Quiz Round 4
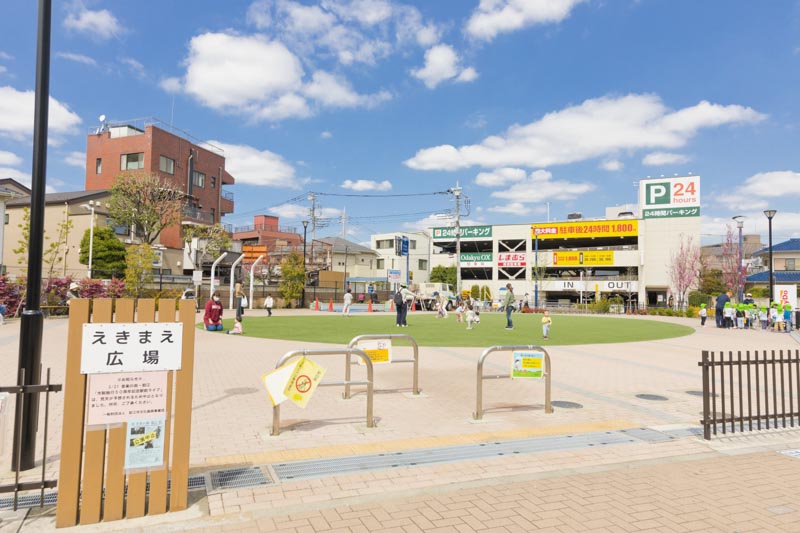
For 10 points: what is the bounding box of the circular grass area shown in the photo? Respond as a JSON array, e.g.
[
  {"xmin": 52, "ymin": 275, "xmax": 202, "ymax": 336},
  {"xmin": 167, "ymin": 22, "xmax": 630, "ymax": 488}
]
[{"xmin": 207, "ymin": 312, "xmax": 694, "ymax": 347}]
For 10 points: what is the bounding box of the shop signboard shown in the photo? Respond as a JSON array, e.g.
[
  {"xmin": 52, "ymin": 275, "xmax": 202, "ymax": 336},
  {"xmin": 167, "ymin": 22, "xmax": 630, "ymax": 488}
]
[
  {"xmin": 497, "ymin": 252, "xmax": 527, "ymax": 268},
  {"xmin": 552, "ymin": 250, "xmax": 614, "ymax": 266},
  {"xmin": 531, "ymin": 220, "xmax": 638, "ymax": 240},
  {"xmin": 775, "ymin": 285, "xmax": 797, "ymax": 310},
  {"xmin": 640, "ymin": 175, "xmax": 701, "ymax": 219},
  {"xmin": 432, "ymin": 225, "xmax": 493, "ymax": 240},
  {"xmin": 81, "ymin": 323, "xmax": 183, "ymax": 375},
  {"xmin": 460, "ymin": 252, "xmax": 493, "ymax": 267}
]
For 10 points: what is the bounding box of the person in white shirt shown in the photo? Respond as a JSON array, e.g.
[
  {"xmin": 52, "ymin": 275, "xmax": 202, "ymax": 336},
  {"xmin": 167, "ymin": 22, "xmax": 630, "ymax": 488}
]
[
  {"xmin": 343, "ymin": 289, "xmax": 353, "ymax": 317},
  {"xmin": 399, "ymin": 284, "xmax": 416, "ymax": 327},
  {"xmin": 265, "ymin": 295, "xmax": 274, "ymax": 317}
]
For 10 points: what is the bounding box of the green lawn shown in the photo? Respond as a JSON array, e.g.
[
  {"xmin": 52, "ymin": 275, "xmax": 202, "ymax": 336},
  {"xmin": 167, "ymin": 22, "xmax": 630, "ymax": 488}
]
[{"xmin": 205, "ymin": 312, "xmax": 694, "ymax": 347}]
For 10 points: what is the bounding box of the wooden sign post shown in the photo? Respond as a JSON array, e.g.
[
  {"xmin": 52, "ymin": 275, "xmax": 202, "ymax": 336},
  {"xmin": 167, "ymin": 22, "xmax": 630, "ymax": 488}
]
[{"xmin": 55, "ymin": 299, "xmax": 196, "ymax": 527}]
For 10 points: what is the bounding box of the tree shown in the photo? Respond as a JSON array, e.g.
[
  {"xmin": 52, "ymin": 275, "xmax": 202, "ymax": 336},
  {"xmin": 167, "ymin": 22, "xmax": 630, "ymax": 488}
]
[
  {"xmin": 668, "ymin": 234, "xmax": 701, "ymax": 310},
  {"xmin": 109, "ymin": 172, "xmax": 184, "ymax": 245},
  {"xmin": 183, "ymin": 223, "xmax": 232, "ymax": 265},
  {"xmin": 80, "ymin": 226, "xmax": 127, "ymax": 278},
  {"xmin": 125, "ymin": 244, "xmax": 157, "ymax": 298},
  {"xmin": 430, "ymin": 265, "xmax": 456, "ymax": 287},
  {"xmin": 720, "ymin": 225, "xmax": 745, "ymax": 300},
  {"xmin": 279, "ymin": 251, "xmax": 305, "ymax": 307},
  {"xmin": 44, "ymin": 205, "xmax": 73, "ymax": 280},
  {"xmin": 13, "ymin": 207, "xmax": 35, "ymax": 267}
]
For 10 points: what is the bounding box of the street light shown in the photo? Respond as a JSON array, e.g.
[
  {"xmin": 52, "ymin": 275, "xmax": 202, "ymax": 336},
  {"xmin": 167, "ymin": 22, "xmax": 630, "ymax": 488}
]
[
  {"xmin": 534, "ymin": 228, "xmax": 540, "ymax": 308},
  {"xmin": 301, "ymin": 220, "xmax": 309, "ymax": 309},
  {"xmin": 764, "ymin": 210, "xmax": 777, "ymax": 304},
  {"xmin": 80, "ymin": 200, "xmax": 101, "ymax": 278},
  {"xmin": 732, "ymin": 215, "xmax": 745, "ymax": 303}
]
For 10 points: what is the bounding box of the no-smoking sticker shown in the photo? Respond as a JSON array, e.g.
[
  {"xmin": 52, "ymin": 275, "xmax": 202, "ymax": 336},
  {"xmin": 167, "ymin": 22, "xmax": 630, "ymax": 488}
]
[{"xmin": 283, "ymin": 357, "xmax": 326, "ymax": 409}]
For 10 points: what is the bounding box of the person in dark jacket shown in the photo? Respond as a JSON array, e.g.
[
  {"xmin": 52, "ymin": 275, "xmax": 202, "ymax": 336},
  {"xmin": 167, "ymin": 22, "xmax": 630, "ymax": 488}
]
[
  {"xmin": 204, "ymin": 291, "xmax": 224, "ymax": 331},
  {"xmin": 715, "ymin": 291, "xmax": 731, "ymax": 328}
]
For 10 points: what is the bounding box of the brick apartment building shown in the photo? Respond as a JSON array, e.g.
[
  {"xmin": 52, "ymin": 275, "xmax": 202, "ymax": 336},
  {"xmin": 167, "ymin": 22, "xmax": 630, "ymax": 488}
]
[{"xmin": 84, "ymin": 118, "xmax": 235, "ymax": 257}]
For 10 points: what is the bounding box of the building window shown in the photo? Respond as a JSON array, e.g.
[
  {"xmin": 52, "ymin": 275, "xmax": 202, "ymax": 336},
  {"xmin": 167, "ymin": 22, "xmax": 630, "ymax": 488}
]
[
  {"xmin": 418, "ymin": 259, "xmax": 428, "ymax": 270},
  {"xmin": 211, "ymin": 175, "xmax": 217, "ymax": 188},
  {"xmin": 159, "ymin": 155, "xmax": 175, "ymax": 174},
  {"xmin": 377, "ymin": 259, "xmax": 385, "ymax": 269},
  {"xmin": 4, "ymin": 214, "xmax": 8, "ymax": 224},
  {"xmin": 95, "ymin": 158, "xmax": 102, "ymax": 174},
  {"xmin": 410, "ymin": 239, "xmax": 417, "ymax": 250},
  {"xmin": 786, "ymin": 259, "xmax": 796, "ymax": 270},
  {"xmin": 375, "ymin": 239, "xmax": 393, "ymax": 249},
  {"xmin": 120, "ymin": 152, "xmax": 144, "ymax": 170},
  {"xmin": 192, "ymin": 171, "xmax": 205, "ymax": 188},
  {"xmin": 210, "ymin": 208, "xmax": 216, "ymax": 221}
]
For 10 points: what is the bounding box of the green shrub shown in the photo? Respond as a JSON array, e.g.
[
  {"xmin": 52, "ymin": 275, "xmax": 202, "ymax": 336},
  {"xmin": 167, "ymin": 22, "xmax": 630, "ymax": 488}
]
[
  {"xmin": 688, "ymin": 291, "xmax": 711, "ymax": 307},
  {"xmin": 686, "ymin": 306, "xmax": 698, "ymax": 318},
  {"xmin": 589, "ymin": 298, "xmax": 611, "ymax": 314}
]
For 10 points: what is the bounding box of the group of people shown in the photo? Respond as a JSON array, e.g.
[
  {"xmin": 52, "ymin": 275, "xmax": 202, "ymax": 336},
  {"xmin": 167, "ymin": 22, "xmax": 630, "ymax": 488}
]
[
  {"xmin": 711, "ymin": 291, "xmax": 794, "ymax": 332},
  {"xmin": 203, "ymin": 283, "xmax": 275, "ymax": 334}
]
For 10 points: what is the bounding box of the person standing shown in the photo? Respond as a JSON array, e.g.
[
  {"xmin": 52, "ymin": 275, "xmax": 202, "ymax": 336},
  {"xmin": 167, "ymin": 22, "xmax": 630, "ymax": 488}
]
[
  {"xmin": 204, "ymin": 292, "xmax": 224, "ymax": 331},
  {"xmin": 714, "ymin": 291, "xmax": 730, "ymax": 328},
  {"xmin": 394, "ymin": 288, "xmax": 405, "ymax": 327},
  {"xmin": 265, "ymin": 294, "xmax": 274, "ymax": 317},
  {"xmin": 541, "ymin": 310, "xmax": 552, "ymax": 339},
  {"xmin": 699, "ymin": 304, "xmax": 707, "ymax": 327},
  {"xmin": 400, "ymin": 284, "xmax": 416, "ymax": 327},
  {"xmin": 343, "ymin": 288, "xmax": 353, "ymax": 317},
  {"xmin": 234, "ymin": 282, "xmax": 245, "ymax": 321},
  {"xmin": 503, "ymin": 283, "xmax": 515, "ymax": 330}
]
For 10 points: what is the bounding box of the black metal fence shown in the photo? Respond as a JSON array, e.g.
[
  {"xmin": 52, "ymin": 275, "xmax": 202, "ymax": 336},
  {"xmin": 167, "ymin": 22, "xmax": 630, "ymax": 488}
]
[{"xmin": 699, "ymin": 349, "xmax": 800, "ymax": 440}]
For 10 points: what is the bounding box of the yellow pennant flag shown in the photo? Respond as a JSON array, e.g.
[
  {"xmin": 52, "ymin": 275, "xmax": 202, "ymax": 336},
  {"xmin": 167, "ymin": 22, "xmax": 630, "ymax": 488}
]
[{"xmin": 283, "ymin": 357, "xmax": 326, "ymax": 409}]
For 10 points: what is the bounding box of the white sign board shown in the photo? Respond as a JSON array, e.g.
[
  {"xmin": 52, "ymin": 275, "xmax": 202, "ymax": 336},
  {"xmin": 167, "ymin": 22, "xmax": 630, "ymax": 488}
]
[
  {"xmin": 192, "ymin": 270, "xmax": 203, "ymax": 284},
  {"xmin": 774, "ymin": 285, "xmax": 797, "ymax": 310},
  {"xmin": 125, "ymin": 417, "xmax": 166, "ymax": 471},
  {"xmin": 87, "ymin": 371, "xmax": 168, "ymax": 426},
  {"xmin": 357, "ymin": 339, "xmax": 393, "ymax": 365},
  {"xmin": 640, "ymin": 175, "xmax": 701, "ymax": 219},
  {"xmin": 388, "ymin": 269, "xmax": 402, "ymax": 283},
  {"xmin": 81, "ymin": 322, "xmax": 183, "ymax": 374},
  {"xmin": 497, "ymin": 252, "xmax": 526, "ymax": 268}
]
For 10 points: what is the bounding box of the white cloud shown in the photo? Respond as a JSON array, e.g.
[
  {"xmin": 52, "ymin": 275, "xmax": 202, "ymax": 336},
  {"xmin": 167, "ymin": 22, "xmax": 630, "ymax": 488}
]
[
  {"xmin": 324, "ymin": 0, "xmax": 394, "ymax": 26},
  {"xmin": 122, "ymin": 57, "xmax": 146, "ymax": 78},
  {"xmin": 254, "ymin": 93, "xmax": 312, "ymax": 122},
  {"xmin": 64, "ymin": 5, "xmax": 123, "ymax": 41},
  {"xmin": 0, "ymin": 150, "xmax": 22, "ymax": 166},
  {"xmin": 210, "ymin": 140, "xmax": 298, "ymax": 188},
  {"xmin": 56, "ymin": 52, "xmax": 97, "ymax": 66},
  {"xmin": 717, "ymin": 171, "xmax": 800, "ymax": 211},
  {"xmin": 642, "ymin": 152, "xmax": 690, "ymax": 166},
  {"xmin": 0, "ymin": 66, "xmax": 6, "ymax": 75},
  {"xmin": 600, "ymin": 159, "xmax": 623, "ymax": 171},
  {"xmin": 0, "ymin": 86, "xmax": 82, "ymax": 140},
  {"xmin": 490, "ymin": 169, "xmax": 595, "ymax": 203},
  {"xmin": 475, "ymin": 167, "xmax": 526, "ymax": 187},
  {"xmin": 303, "ymin": 70, "xmax": 391, "ymax": 108},
  {"xmin": 269, "ymin": 203, "xmax": 341, "ymax": 220},
  {"xmin": 464, "ymin": 112, "xmax": 488, "ymax": 129},
  {"xmin": 411, "ymin": 44, "xmax": 478, "ymax": 89},
  {"xmin": 184, "ymin": 33, "xmax": 304, "ymax": 111},
  {"xmin": 405, "ymin": 94, "xmax": 765, "ymax": 171},
  {"xmin": 65, "ymin": 151, "xmax": 85, "ymax": 168},
  {"xmin": 247, "ymin": 0, "xmax": 273, "ymax": 29},
  {"xmin": 0, "ymin": 167, "xmax": 30, "ymax": 187},
  {"xmin": 402, "ymin": 213, "xmax": 483, "ymax": 232},
  {"xmin": 466, "ymin": 0, "xmax": 585, "ymax": 41},
  {"xmin": 487, "ymin": 202, "xmax": 527, "ymax": 214},
  {"xmin": 159, "ymin": 77, "xmax": 182, "ymax": 94},
  {"xmin": 0, "ymin": 52, "xmax": 12, "ymax": 60},
  {"xmin": 341, "ymin": 179, "xmax": 392, "ymax": 191},
  {"xmin": 320, "ymin": 131, "xmax": 333, "ymax": 139}
]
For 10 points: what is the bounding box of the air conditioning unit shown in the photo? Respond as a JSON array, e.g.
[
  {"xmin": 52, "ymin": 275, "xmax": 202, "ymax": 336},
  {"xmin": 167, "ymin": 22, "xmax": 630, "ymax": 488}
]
[{"xmin": 124, "ymin": 238, "xmax": 133, "ymax": 244}]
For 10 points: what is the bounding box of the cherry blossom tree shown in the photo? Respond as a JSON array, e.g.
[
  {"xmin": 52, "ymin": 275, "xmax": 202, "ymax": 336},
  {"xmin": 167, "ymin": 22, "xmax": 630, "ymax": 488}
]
[
  {"xmin": 668, "ymin": 234, "xmax": 701, "ymax": 310},
  {"xmin": 720, "ymin": 225, "xmax": 746, "ymax": 300}
]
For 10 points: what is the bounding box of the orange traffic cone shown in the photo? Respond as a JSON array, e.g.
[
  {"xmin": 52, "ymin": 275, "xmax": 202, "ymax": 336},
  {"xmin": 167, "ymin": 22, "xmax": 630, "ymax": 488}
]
[
  {"xmin": 328, "ymin": 298, "xmax": 334, "ymax": 312},
  {"xmin": 390, "ymin": 300, "xmax": 395, "ymax": 312},
  {"xmin": 314, "ymin": 298, "xmax": 320, "ymax": 311},
  {"xmin": 368, "ymin": 300, "xmax": 373, "ymax": 312}
]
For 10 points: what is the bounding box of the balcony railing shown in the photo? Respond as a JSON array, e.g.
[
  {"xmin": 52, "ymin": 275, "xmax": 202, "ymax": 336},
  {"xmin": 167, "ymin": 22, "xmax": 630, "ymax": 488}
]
[
  {"xmin": 221, "ymin": 190, "xmax": 234, "ymax": 201},
  {"xmin": 182, "ymin": 206, "xmax": 213, "ymax": 224},
  {"xmin": 233, "ymin": 223, "xmax": 298, "ymax": 234}
]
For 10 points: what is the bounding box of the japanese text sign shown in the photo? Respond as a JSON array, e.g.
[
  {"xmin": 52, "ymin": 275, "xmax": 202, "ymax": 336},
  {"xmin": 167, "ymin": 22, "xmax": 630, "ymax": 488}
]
[
  {"xmin": 497, "ymin": 252, "xmax": 527, "ymax": 268},
  {"xmin": 532, "ymin": 221, "xmax": 638, "ymax": 240},
  {"xmin": 124, "ymin": 418, "xmax": 166, "ymax": 470},
  {"xmin": 432, "ymin": 225, "xmax": 493, "ymax": 240},
  {"xmin": 87, "ymin": 371, "xmax": 168, "ymax": 426},
  {"xmin": 640, "ymin": 176, "xmax": 700, "ymax": 218},
  {"xmin": 511, "ymin": 351, "xmax": 544, "ymax": 379},
  {"xmin": 283, "ymin": 357, "xmax": 326, "ymax": 409},
  {"xmin": 81, "ymin": 322, "xmax": 183, "ymax": 374},
  {"xmin": 460, "ymin": 252, "xmax": 493, "ymax": 267},
  {"xmin": 552, "ymin": 251, "xmax": 614, "ymax": 266},
  {"xmin": 357, "ymin": 340, "xmax": 393, "ymax": 365}
]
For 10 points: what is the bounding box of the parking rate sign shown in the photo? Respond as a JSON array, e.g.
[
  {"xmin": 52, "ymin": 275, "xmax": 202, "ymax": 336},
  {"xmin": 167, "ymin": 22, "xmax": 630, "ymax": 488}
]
[{"xmin": 641, "ymin": 176, "xmax": 701, "ymax": 219}]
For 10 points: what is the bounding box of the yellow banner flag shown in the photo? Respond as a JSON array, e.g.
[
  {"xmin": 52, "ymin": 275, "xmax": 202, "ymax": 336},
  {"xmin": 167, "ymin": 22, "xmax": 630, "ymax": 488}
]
[{"xmin": 283, "ymin": 357, "xmax": 326, "ymax": 409}]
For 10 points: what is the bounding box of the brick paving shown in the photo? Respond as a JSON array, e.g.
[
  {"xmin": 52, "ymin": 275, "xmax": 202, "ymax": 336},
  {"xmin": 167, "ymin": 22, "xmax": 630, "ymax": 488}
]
[{"xmin": 2, "ymin": 310, "xmax": 800, "ymax": 531}]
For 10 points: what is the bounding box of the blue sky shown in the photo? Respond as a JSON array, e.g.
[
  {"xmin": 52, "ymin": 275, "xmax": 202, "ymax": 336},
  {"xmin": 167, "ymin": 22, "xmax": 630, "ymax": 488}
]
[{"xmin": 2, "ymin": 0, "xmax": 800, "ymax": 245}]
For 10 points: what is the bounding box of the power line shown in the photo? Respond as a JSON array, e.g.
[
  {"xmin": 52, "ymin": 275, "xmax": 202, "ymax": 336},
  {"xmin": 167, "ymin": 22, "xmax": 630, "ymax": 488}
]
[{"xmin": 311, "ymin": 190, "xmax": 450, "ymax": 198}]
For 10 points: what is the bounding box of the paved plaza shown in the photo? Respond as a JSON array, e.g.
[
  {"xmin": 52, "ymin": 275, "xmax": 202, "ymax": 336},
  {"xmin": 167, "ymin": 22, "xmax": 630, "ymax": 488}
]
[{"xmin": 2, "ymin": 309, "xmax": 800, "ymax": 531}]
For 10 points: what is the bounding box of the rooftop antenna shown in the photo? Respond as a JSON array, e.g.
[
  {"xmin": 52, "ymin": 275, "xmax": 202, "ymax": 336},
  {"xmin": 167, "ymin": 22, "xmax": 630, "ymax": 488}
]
[{"xmin": 96, "ymin": 114, "xmax": 107, "ymax": 134}]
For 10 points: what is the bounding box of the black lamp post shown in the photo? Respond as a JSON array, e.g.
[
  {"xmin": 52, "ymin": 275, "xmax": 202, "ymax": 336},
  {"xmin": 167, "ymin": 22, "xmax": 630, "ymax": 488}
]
[
  {"xmin": 301, "ymin": 220, "xmax": 309, "ymax": 309},
  {"xmin": 764, "ymin": 209, "xmax": 777, "ymax": 304},
  {"xmin": 732, "ymin": 215, "xmax": 745, "ymax": 303}
]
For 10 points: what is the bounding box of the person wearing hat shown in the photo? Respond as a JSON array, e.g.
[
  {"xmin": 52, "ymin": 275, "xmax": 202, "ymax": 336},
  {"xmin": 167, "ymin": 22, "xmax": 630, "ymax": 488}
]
[
  {"xmin": 66, "ymin": 282, "xmax": 80, "ymax": 305},
  {"xmin": 743, "ymin": 293, "xmax": 755, "ymax": 305},
  {"xmin": 398, "ymin": 284, "xmax": 416, "ymax": 327},
  {"xmin": 699, "ymin": 303, "xmax": 707, "ymax": 327}
]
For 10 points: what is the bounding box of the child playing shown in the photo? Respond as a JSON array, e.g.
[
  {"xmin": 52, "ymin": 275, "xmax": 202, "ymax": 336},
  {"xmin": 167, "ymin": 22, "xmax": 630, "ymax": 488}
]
[
  {"xmin": 699, "ymin": 304, "xmax": 707, "ymax": 327},
  {"xmin": 455, "ymin": 301, "xmax": 464, "ymax": 323},
  {"xmin": 784, "ymin": 304, "xmax": 793, "ymax": 332},
  {"xmin": 227, "ymin": 316, "xmax": 243, "ymax": 335},
  {"xmin": 759, "ymin": 306, "xmax": 768, "ymax": 330},
  {"xmin": 542, "ymin": 310, "xmax": 552, "ymax": 339},
  {"xmin": 465, "ymin": 304, "xmax": 476, "ymax": 330}
]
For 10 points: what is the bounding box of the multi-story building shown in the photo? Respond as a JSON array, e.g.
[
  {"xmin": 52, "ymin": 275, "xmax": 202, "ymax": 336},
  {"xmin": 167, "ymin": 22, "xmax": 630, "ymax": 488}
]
[
  {"xmin": 371, "ymin": 231, "xmax": 431, "ymax": 286},
  {"xmin": 84, "ymin": 117, "xmax": 235, "ymax": 270},
  {"xmin": 428, "ymin": 176, "xmax": 701, "ymax": 308}
]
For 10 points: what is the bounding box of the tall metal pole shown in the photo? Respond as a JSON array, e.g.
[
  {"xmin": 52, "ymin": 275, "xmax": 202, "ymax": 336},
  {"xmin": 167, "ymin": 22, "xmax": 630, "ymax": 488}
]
[
  {"xmin": 733, "ymin": 216, "xmax": 745, "ymax": 303},
  {"xmin": 534, "ymin": 230, "xmax": 539, "ymax": 308},
  {"xmin": 14, "ymin": 0, "xmax": 52, "ymax": 472},
  {"xmin": 764, "ymin": 210, "xmax": 777, "ymax": 304},
  {"xmin": 302, "ymin": 220, "xmax": 308, "ymax": 309},
  {"xmin": 452, "ymin": 184, "xmax": 462, "ymax": 295},
  {"xmin": 87, "ymin": 201, "xmax": 95, "ymax": 278}
]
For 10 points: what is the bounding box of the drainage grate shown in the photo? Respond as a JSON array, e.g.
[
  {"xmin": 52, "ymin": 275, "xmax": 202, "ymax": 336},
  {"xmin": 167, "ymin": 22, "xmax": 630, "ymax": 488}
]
[
  {"xmin": 208, "ymin": 466, "xmax": 271, "ymax": 492},
  {"xmin": 551, "ymin": 401, "xmax": 583, "ymax": 409},
  {"xmin": 272, "ymin": 430, "xmax": 641, "ymax": 481},
  {"xmin": 0, "ymin": 491, "xmax": 58, "ymax": 511},
  {"xmin": 636, "ymin": 394, "xmax": 669, "ymax": 401}
]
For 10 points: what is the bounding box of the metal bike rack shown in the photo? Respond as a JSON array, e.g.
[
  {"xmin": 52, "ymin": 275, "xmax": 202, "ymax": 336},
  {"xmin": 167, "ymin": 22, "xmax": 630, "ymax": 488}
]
[
  {"xmin": 345, "ymin": 334, "xmax": 420, "ymax": 399},
  {"xmin": 271, "ymin": 348, "xmax": 374, "ymax": 436},
  {"xmin": 474, "ymin": 345, "xmax": 553, "ymax": 420}
]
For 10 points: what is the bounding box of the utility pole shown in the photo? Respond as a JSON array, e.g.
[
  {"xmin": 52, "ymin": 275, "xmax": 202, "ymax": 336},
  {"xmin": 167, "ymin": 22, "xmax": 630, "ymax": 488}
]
[
  {"xmin": 341, "ymin": 206, "xmax": 346, "ymax": 239},
  {"xmin": 449, "ymin": 183, "xmax": 463, "ymax": 295},
  {"xmin": 308, "ymin": 192, "xmax": 317, "ymax": 242}
]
